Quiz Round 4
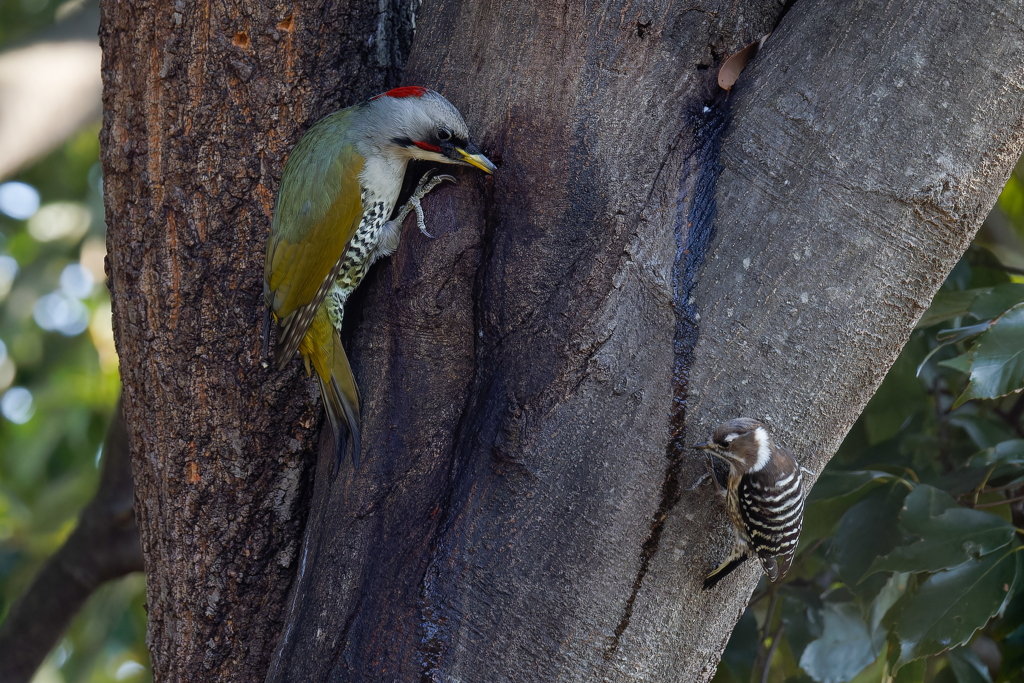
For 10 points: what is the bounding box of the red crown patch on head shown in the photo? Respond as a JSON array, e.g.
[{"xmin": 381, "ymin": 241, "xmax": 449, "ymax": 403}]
[{"xmin": 376, "ymin": 86, "xmax": 428, "ymax": 99}]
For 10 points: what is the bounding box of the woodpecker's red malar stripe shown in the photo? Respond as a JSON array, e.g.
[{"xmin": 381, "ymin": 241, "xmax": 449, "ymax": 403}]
[
  {"xmin": 413, "ymin": 140, "xmax": 442, "ymax": 153},
  {"xmin": 375, "ymin": 86, "xmax": 428, "ymax": 99}
]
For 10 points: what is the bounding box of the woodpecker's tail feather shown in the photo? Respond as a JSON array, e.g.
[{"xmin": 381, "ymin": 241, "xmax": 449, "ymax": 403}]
[
  {"xmin": 759, "ymin": 552, "xmax": 794, "ymax": 583},
  {"xmin": 319, "ymin": 330, "xmax": 361, "ymax": 473},
  {"xmin": 300, "ymin": 309, "xmax": 362, "ymax": 475},
  {"xmin": 761, "ymin": 556, "xmax": 780, "ymax": 582},
  {"xmin": 703, "ymin": 548, "xmax": 749, "ymax": 590}
]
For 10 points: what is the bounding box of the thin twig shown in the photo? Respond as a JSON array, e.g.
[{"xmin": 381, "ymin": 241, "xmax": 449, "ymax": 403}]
[
  {"xmin": 972, "ymin": 465, "xmax": 998, "ymax": 507},
  {"xmin": 759, "ymin": 622, "xmax": 785, "ymax": 683},
  {"xmin": 973, "ymin": 493, "xmax": 1024, "ymax": 509},
  {"xmin": 750, "ymin": 588, "xmax": 780, "ymax": 683},
  {"xmin": 962, "ymin": 479, "xmax": 1024, "ymax": 497}
]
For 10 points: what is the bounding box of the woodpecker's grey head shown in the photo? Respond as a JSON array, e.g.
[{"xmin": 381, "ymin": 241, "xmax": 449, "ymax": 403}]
[
  {"xmin": 694, "ymin": 417, "xmax": 774, "ymax": 474},
  {"xmin": 359, "ymin": 87, "xmax": 496, "ymax": 174}
]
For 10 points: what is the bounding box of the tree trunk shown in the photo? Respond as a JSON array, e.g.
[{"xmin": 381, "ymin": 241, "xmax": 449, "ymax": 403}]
[
  {"xmin": 99, "ymin": 0, "xmax": 1024, "ymax": 681},
  {"xmin": 99, "ymin": 0, "xmax": 415, "ymax": 678}
]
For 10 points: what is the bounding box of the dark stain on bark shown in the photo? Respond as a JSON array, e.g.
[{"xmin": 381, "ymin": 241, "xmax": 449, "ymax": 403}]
[{"xmin": 605, "ymin": 88, "xmax": 729, "ymax": 661}]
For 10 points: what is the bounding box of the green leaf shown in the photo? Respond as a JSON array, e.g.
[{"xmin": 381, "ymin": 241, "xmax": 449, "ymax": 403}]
[
  {"xmin": 938, "ymin": 351, "xmax": 973, "ymax": 374},
  {"xmin": 781, "ymin": 589, "xmax": 821, "ymax": 663},
  {"xmin": 916, "ymin": 322, "xmax": 992, "ymax": 377},
  {"xmin": 847, "ymin": 652, "xmax": 886, "ymax": 683},
  {"xmin": 947, "ymin": 647, "xmax": 993, "ymax": 683},
  {"xmin": 929, "ymin": 464, "xmax": 998, "ymax": 497},
  {"xmin": 869, "ymin": 572, "xmax": 910, "ymax": 643},
  {"xmin": 937, "ymin": 321, "xmax": 994, "ymax": 344},
  {"xmin": 799, "ymin": 603, "xmax": 880, "ymax": 683},
  {"xmin": 917, "ymin": 289, "xmax": 987, "ymax": 329},
  {"xmin": 892, "ymin": 659, "xmax": 926, "ymax": 683},
  {"xmin": 807, "ymin": 470, "xmax": 896, "ymax": 504},
  {"xmin": 862, "ymin": 351, "xmax": 929, "ymax": 444},
  {"xmin": 949, "ymin": 414, "xmax": 1020, "ymax": 450},
  {"xmin": 835, "ymin": 483, "xmax": 911, "ymax": 586},
  {"xmin": 866, "ymin": 485, "xmax": 1015, "ymax": 576},
  {"xmin": 801, "ymin": 471, "xmax": 901, "ymax": 548},
  {"xmin": 892, "ymin": 548, "xmax": 1020, "ymax": 664},
  {"xmin": 969, "ymin": 283, "xmax": 1024, "ymax": 320},
  {"xmin": 954, "ymin": 303, "xmax": 1024, "ymax": 407},
  {"xmin": 971, "ymin": 439, "xmax": 1024, "ymax": 466}
]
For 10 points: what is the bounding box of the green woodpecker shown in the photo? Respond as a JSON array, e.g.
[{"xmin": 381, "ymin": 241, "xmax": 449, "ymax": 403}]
[{"xmin": 264, "ymin": 86, "xmax": 495, "ymax": 471}]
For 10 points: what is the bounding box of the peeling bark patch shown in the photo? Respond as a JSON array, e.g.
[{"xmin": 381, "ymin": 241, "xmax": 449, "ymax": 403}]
[{"xmin": 605, "ymin": 96, "xmax": 728, "ymax": 660}]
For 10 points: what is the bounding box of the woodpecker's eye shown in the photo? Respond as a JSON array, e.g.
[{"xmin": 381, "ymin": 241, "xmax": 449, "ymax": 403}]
[{"xmin": 437, "ymin": 128, "xmax": 452, "ymax": 141}]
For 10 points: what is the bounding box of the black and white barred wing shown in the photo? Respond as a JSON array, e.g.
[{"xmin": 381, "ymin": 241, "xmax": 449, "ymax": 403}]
[{"xmin": 739, "ymin": 467, "xmax": 805, "ymax": 581}]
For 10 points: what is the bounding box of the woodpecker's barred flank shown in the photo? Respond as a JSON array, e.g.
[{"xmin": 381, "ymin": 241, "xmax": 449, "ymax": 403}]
[{"xmin": 694, "ymin": 418, "xmax": 805, "ymax": 588}]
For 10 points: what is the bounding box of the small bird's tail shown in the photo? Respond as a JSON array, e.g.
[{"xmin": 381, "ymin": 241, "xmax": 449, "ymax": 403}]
[
  {"xmin": 703, "ymin": 549, "xmax": 749, "ymax": 590},
  {"xmin": 300, "ymin": 308, "xmax": 361, "ymax": 474}
]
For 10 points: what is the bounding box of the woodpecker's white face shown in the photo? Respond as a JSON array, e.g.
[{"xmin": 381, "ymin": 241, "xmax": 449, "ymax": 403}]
[
  {"xmin": 357, "ymin": 87, "xmax": 496, "ymax": 174},
  {"xmin": 697, "ymin": 417, "xmax": 773, "ymax": 474}
]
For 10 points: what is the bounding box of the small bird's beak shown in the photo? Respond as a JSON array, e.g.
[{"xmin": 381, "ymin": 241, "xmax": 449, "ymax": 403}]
[
  {"xmin": 692, "ymin": 442, "xmax": 711, "ymax": 450},
  {"xmin": 455, "ymin": 143, "xmax": 497, "ymax": 174}
]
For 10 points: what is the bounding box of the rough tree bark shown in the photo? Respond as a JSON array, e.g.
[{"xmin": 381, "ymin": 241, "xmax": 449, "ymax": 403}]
[
  {"xmin": 99, "ymin": 0, "xmax": 416, "ymax": 678},
  {"xmin": 99, "ymin": 0, "xmax": 1024, "ymax": 682}
]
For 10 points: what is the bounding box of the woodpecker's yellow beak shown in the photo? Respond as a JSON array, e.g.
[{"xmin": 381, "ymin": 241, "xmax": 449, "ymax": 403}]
[
  {"xmin": 692, "ymin": 442, "xmax": 711, "ymax": 450},
  {"xmin": 456, "ymin": 146, "xmax": 497, "ymax": 174}
]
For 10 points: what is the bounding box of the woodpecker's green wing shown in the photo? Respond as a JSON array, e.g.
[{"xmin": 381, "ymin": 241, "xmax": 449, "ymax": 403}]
[{"xmin": 265, "ymin": 109, "xmax": 365, "ymax": 369}]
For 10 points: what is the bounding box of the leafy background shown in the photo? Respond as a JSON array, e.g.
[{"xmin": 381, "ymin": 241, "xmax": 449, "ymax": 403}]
[
  {"xmin": 0, "ymin": 1, "xmax": 145, "ymax": 681},
  {"xmin": 2, "ymin": 3, "xmax": 1024, "ymax": 683}
]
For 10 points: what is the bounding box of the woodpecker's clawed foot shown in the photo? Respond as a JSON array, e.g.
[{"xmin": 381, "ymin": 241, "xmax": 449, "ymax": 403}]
[
  {"xmin": 704, "ymin": 454, "xmax": 726, "ymax": 493},
  {"xmin": 393, "ymin": 172, "xmax": 457, "ymax": 239},
  {"xmin": 412, "ymin": 173, "xmax": 456, "ymax": 238},
  {"xmin": 685, "ymin": 472, "xmax": 710, "ymax": 491}
]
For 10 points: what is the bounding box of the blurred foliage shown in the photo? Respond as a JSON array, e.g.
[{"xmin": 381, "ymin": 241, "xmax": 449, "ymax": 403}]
[
  {"xmin": 0, "ymin": 0, "xmax": 87, "ymax": 47},
  {"xmin": 0, "ymin": 79, "xmax": 146, "ymax": 683},
  {"xmin": 713, "ymin": 161, "xmax": 1024, "ymax": 683}
]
